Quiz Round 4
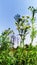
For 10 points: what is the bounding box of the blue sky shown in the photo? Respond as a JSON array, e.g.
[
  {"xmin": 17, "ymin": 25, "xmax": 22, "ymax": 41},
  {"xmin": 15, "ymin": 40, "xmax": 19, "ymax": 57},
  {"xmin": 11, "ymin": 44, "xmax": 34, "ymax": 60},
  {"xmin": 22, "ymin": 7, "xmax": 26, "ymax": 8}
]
[{"xmin": 0, "ymin": 0, "xmax": 37, "ymax": 35}]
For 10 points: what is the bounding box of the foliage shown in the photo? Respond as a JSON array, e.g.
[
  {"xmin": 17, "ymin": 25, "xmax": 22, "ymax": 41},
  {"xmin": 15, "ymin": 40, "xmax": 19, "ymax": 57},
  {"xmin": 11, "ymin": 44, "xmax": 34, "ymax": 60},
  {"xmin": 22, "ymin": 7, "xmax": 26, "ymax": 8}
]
[
  {"xmin": 12, "ymin": 46, "xmax": 37, "ymax": 65},
  {"xmin": 0, "ymin": 6, "xmax": 37, "ymax": 65},
  {"xmin": 28, "ymin": 6, "xmax": 37, "ymax": 44},
  {"xmin": 0, "ymin": 28, "xmax": 14, "ymax": 65},
  {"xmin": 14, "ymin": 14, "xmax": 30, "ymax": 47},
  {"xmin": 0, "ymin": 44, "xmax": 37, "ymax": 65},
  {"xmin": 0, "ymin": 28, "xmax": 14, "ymax": 50}
]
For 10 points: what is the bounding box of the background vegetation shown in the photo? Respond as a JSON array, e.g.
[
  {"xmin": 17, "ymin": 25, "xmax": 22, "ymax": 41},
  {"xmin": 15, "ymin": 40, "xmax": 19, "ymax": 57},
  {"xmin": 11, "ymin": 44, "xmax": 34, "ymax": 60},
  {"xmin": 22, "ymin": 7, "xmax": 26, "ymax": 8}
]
[{"xmin": 0, "ymin": 6, "xmax": 37, "ymax": 65}]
